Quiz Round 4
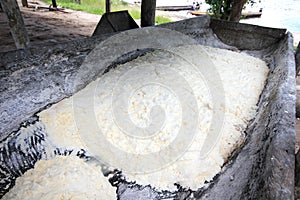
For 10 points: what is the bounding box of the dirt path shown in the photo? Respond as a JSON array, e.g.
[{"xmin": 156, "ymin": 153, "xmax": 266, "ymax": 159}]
[{"xmin": 0, "ymin": 0, "xmax": 100, "ymax": 52}]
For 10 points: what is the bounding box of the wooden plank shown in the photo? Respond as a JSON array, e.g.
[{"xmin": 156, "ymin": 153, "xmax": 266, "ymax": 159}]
[
  {"xmin": 156, "ymin": 5, "xmax": 192, "ymax": 11},
  {"xmin": 0, "ymin": 0, "xmax": 30, "ymax": 49},
  {"xmin": 141, "ymin": 0, "xmax": 156, "ymax": 27},
  {"xmin": 188, "ymin": 11, "xmax": 209, "ymax": 16},
  {"xmin": 106, "ymin": 0, "xmax": 111, "ymax": 13}
]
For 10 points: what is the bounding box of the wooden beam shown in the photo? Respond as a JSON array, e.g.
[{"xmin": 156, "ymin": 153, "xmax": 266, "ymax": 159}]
[
  {"xmin": 0, "ymin": 0, "xmax": 30, "ymax": 49},
  {"xmin": 106, "ymin": 0, "xmax": 111, "ymax": 13},
  {"xmin": 141, "ymin": 0, "xmax": 156, "ymax": 27}
]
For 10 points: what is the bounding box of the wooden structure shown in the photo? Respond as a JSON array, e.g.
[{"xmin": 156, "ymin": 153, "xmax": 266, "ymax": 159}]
[
  {"xmin": 0, "ymin": 16, "xmax": 295, "ymax": 200},
  {"xmin": 156, "ymin": 5, "xmax": 192, "ymax": 11},
  {"xmin": 93, "ymin": 10, "xmax": 139, "ymax": 35},
  {"xmin": 189, "ymin": 10, "xmax": 262, "ymax": 19},
  {"xmin": 141, "ymin": 0, "xmax": 156, "ymax": 27},
  {"xmin": 0, "ymin": 0, "xmax": 157, "ymax": 50},
  {"xmin": 241, "ymin": 11, "xmax": 263, "ymax": 19},
  {"xmin": 106, "ymin": 0, "xmax": 111, "ymax": 13},
  {"xmin": 52, "ymin": 0, "xmax": 57, "ymax": 8}
]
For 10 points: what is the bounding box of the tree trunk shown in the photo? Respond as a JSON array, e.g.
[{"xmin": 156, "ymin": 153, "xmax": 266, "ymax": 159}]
[
  {"xmin": 230, "ymin": 0, "xmax": 248, "ymax": 22},
  {"xmin": 222, "ymin": 0, "xmax": 233, "ymax": 20},
  {"xmin": 106, "ymin": 0, "xmax": 110, "ymax": 13},
  {"xmin": 141, "ymin": 0, "xmax": 156, "ymax": 27},
  {"xmin": 52, "ymin": 0, "xmax": 57, "ymax": 8},
  {"xmin": 0, "ymin": 0, "xmax": 30, "ymax": 49}
]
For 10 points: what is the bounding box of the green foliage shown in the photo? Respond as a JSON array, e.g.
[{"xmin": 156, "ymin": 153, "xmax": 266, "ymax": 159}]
[
  {"xmin": 247, "ymin": 0, "xmax": 257, "ymax": 7},
  {"xmin": 44, "ymin": 0, "xmax": 105, "ymax": 14},
  {"xmin": 42, "ymin": 0, "xmax": 172, "ymax": 24},
  {"xmin": 205, "ymin": 0, "xmax": 257, "ymax": 21},
  {"xmin": 155, "ymin": 16, "xmax": 172, "ymax": 24},
  {"xmin": 44, "ymin": 0, "xmax": 132, "ymax": 15},
  {"xmin": 111, "ymin": 0, "xmax": 128, "ymax": 6},
  {"xmin": 205, "ymin": 0, "xmax": 233, "ymax": 20},
  {"xmin": 127, "ymin": 9, "xmax": 140, "ymax": 19}
]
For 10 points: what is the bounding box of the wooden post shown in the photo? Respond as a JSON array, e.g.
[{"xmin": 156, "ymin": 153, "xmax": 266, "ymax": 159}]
[
  {"xmin": 106, "ymin": 0, "xmax": 110, "ymax": 13},
  {"xmin": 52, "ymin": 0, "xmax": 57, "ymax": 8},
  {"xmin": 21, "ymin": 0, "xmax": 28, "ymax": 7},
  {"xmin": 141, "ymin": 0, "xmax": 156, "ymax": 27},
  {"xmin": 0, "ymin": 0, "xmax": 30, "ymax": 49},
  {"xmin": 296, "ymin": 42, "xmax": 300, "ymax": 76}
]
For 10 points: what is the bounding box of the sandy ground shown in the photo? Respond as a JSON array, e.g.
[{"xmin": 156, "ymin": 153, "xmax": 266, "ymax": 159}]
[
  {"xmin": 0, "ymin": 0, "xmax": 299, "ymax": 151},
  {"xmin": 0, "ymin": 0, "xmax": 100, "ymax": 52},
  {"xmin": 0, "ymin": 0, "xmax": 299, "ymax": 51},
  {"xmin": 294, "ymin": 33, "xmax": 300, "ymax": 47}
]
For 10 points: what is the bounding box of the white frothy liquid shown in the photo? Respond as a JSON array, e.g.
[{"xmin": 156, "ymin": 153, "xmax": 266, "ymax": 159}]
[{"xmin": 4, "ymin": 44, "xmax": 269, "ymax": 199}]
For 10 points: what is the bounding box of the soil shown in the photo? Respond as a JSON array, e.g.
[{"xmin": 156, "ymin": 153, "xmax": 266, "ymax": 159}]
[{"xmin": 0, "ymin": 0, "xmax": 100, "ymax": 52}]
